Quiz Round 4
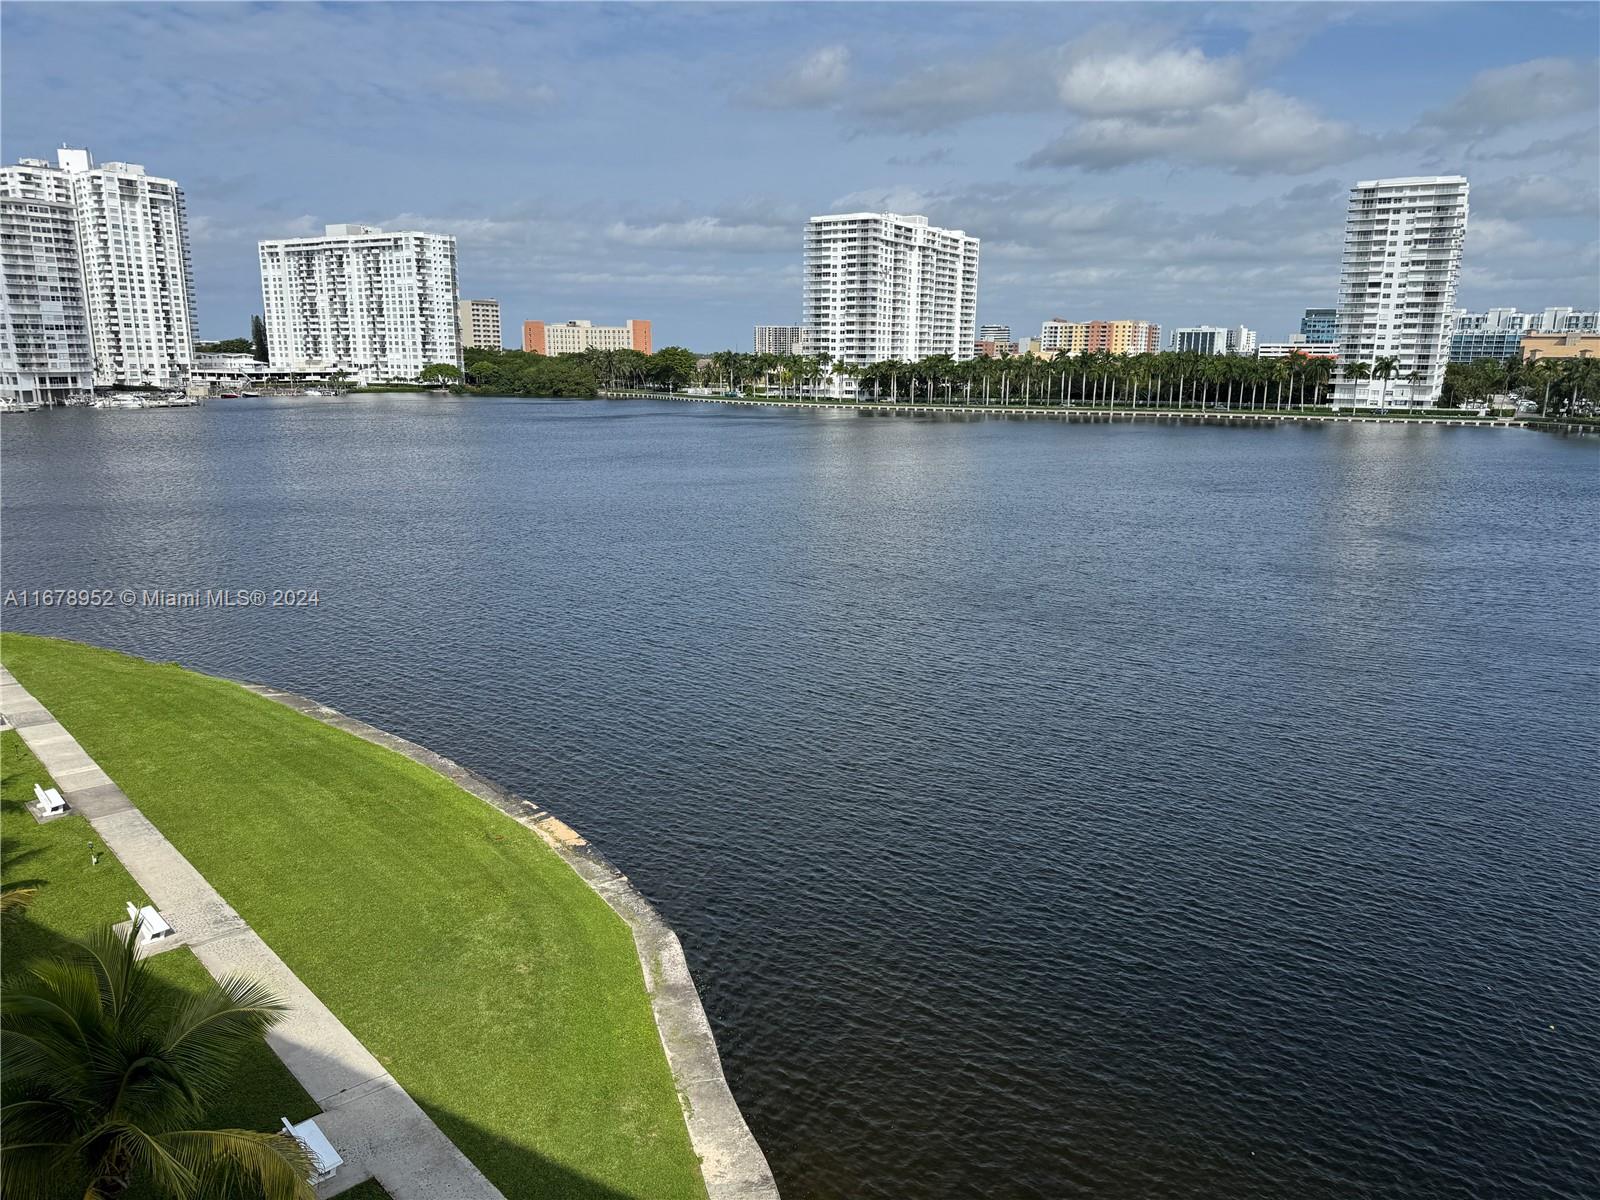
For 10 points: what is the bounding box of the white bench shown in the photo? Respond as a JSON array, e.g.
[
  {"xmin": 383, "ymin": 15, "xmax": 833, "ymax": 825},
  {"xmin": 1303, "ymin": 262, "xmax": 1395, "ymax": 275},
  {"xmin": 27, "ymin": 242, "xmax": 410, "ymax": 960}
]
[
  {"xmin": 32, "ymin": 782, "xmax": 67, "ymax": 814},
  {"xmin": 125, "ymin": 901, "xmax": 174, "ymax": 942},
  {"xmin": 282, "ymin": 1116, "xmax": 343, "ymax": 1183}
]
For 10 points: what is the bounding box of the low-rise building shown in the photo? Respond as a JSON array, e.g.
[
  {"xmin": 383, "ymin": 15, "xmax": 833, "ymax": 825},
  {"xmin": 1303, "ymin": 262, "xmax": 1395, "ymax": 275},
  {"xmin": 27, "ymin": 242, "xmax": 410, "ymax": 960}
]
[
  {"xmin": 523, "ymin": 318, "xmax": 652, "ymax": 356},
  {"xmin": 1449, "ymin": 328, "xmax": 1525, "ymax": 363},
  {"xmin": 1521, "ymin": 332, "xmax": 1600, "ymax": 361},
  {"xmin": 974, "ymin": 338, "xmax": 1019, "ymax": 359}
]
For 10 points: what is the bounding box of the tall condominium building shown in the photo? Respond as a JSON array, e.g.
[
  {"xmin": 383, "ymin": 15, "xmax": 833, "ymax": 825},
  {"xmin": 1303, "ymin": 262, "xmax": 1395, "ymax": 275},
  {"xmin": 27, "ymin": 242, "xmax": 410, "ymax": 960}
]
[
  {"xmin": 1040, "ymin": 319, "xmax": 1161, "ymax": 356},
  {"xmin": 753, "ymin": 324, "xmax": 806, "ymax": 356},
  {"xmin": 1452, "ymin": 306, "xmax": 1598, "ymax": 334},
  {"xmin": 1300, "ymin": 308, "xmax": 1338, "ymax": 342},
  {"xmin": 1, "ymin": 148, "xmax": 196, "ymax": 394},
  {"xmin": 0, "ymin": 158, "xmax": 94, "ymax": 402},
  {"xmin": 457, "ymin": 298, "xmax": 501, "ymax": 350},
  {"xmin": 259, "ymin": 224, "xmax": 461, "ymax": 384},
  {"xmin": 1335, "ymin": 176, "xmax": 1468, "ymax": 406},
  {"xmin": 803, "ymin": 212, "xmax": 979, "ymax": 391},
  {"xmin": 523, "ymin": 318, "xmax": 651, "ymax": 356}
]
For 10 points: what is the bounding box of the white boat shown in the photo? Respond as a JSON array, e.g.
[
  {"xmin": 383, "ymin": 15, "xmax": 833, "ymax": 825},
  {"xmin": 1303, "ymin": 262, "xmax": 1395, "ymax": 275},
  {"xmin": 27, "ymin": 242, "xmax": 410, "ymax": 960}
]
[
  {"xmin": 304, "ymin": 389, "xmax": 325, "ymax": 396},
  {"xmin": 0, "ymin": 398, "xmax": 43, "ymax": 413}
]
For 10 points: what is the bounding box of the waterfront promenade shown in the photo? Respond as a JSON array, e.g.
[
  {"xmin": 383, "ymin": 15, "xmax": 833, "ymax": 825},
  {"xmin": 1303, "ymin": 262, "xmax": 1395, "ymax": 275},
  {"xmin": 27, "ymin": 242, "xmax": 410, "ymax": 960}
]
[{"xmin": 0, "ymin": 663, "xmax": 505, "ymax": 1200}]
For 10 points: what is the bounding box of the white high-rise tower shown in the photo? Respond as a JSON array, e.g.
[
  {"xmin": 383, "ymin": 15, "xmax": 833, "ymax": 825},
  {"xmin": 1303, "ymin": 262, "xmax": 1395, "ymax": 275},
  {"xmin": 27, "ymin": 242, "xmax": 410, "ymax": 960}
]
[
  {"xmin": 258, "ymin": 224, "xmax": 461, "ymax": 384},
  {"xmin": 0, "ymin": 159, "xmax": 94, "ymax": 403},
  {"xmin": 803, "ymin": 212, "xmax": 979, "ymax": 394},
  {"xmin": 1335, "ymin": 176, "xmax": 1468, "ymax": 407}
]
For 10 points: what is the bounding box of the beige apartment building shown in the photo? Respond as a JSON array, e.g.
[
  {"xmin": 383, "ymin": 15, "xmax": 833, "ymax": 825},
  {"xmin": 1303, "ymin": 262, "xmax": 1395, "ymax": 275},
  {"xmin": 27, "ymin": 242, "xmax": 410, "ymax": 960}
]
[
  {"xmin": 457, "ymin": 299, "xmax": 501, "ymax": 350},
  {"xmin": 1039, "ymin": 319, "xmax": 1161, "ymax": 356},
  {"xmin": 522, "ymin": 318, "xmax": 651, "ymax": 356},
  {"xmin": 1521, "ymin": 332, "xmax": 1599, "ymax": 361}
]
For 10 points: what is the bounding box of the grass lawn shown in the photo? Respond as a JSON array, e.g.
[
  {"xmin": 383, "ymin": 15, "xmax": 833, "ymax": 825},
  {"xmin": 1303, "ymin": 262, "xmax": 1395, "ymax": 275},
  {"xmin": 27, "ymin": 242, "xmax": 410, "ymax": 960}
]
[
  {"xmin": 1, "ymin": 634, "xmax": 706, "ymax": 1200},
  {"xmin": 1, "ymin": 730, "xmax": 319, "ymax": 1197}
]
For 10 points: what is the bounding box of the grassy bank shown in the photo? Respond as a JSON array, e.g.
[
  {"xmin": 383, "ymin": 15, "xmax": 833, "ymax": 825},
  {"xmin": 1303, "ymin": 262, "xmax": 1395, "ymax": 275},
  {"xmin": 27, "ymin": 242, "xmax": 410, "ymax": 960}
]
[
  {"xmin": 0, "ymin": 730, "xmax": 323, "ymax": 1196},
  {"xmin": 0, "ymin": 634, "xmax": 706, "ymax": 1200}
]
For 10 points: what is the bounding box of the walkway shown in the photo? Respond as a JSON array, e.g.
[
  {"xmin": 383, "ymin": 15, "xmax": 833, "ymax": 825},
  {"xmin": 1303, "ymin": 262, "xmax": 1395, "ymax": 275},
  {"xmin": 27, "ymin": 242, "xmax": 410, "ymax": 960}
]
[{"xmin": 0, "ymin": 666, "xmax": 506, "ymax": 1200}]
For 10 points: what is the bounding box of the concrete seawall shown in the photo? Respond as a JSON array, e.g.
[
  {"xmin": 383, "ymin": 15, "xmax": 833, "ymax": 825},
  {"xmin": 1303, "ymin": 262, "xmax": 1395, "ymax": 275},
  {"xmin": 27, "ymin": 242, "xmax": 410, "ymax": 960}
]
[
  {"xmin": 598, "ymin": 389, "xmax": 1553, "ymax": 429},
  {"xmin": 238, "ymin": 680, "xmax": 779, "ymax": 1200}
]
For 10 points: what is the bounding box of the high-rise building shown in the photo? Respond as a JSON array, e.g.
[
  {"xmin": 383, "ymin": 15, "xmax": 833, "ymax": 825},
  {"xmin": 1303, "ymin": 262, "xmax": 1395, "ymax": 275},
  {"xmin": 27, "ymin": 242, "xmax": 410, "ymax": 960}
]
[
  {"xmin": 0, "ymin": 158, "xmax": 94, "ymax": 403},
  {"xmin": 1300, "ymin": 308, "xmax": 1338, "ymax": 342},
  {"xmin": 754, "ymin": 324, "xmax": 806, "ymax": 356},
  {"xmin": 457, "ymin": 299, "xmax": 501, "ymax": 350},
  {"xmin": 1227, "ymin": 326, "xmax": 1257, "ymax": 356},
  {"xmin": 259, "ymin": 224, "xmax": 461, "ymax": 384},
  {"xmin": 1042, "ymin": 319, "xmax": 1160, "ymax": 356},
  {"xmin": 802, "ymin": 212, "xmax": 979, "ymax": 392},
  {"xmin": 978, "ymin": 323, "xmax": 1011, "ymax": 344},
  {"xmin": 522, "ymin": 318, "xmax": 651, "ymax": 356},
  {"xmin": 1334, "ymin": 176, "xmax": 1468, "ymax": 406},
  {"xmin": 1, "ymin": 148, "xmax": 197, "ymax": 393}
]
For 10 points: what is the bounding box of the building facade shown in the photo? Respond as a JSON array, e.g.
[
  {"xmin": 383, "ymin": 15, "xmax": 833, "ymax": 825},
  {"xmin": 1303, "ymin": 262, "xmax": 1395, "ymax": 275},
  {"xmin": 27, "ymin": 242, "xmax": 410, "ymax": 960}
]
[
  {"xmin": 523, "ymin": 319, "xmax": 651, "ymax": 356},
  {"xmin": 974, "ymin": 338, "xmax": 1019, "ymax": 359},
  {"xmin": 978, "ymin": 323, "xmax": 1011, "ymax": 344},
  {"xmin": 1227, "ymin": 325, "xmax": 1257, "ymax": 356},
  {"xmin": 802, "ymin": 212, "xmax": 979, "ymax": 390},
  {"xmin": 1521, "ymin": 332, "xmax": 1600, "ymax": 361},
  {"xmin": 1171, "ymin": 326, "xmax": 1228, "ymax": 354},
  {"xmin": 1334, "ymin": 175, "xmax": 1468, "ymax": 406},
  {"xmin": 259, "ymin": 224, "xmax": 461, "ymax": 384},
  {"xmin": 753, "ymin": 324, "xmax": 806, "ymax": 356},
  {"xmin": 1449, "ymin": 328, "xmax": 1525, "ymax": 363},
  {"xmin": 0, "ymin": 157, "xmax": 94, "ymax": 402},
  {"xmin": 1452, "ymin": 307, "xmax": 1598, "ymax": 334},
  {"xmin": 1258, "ymin": 337, "xmax": 1337, "ymax": 360},
  {"xmin": 457, "ymin": 298, "xmax": 501, "ymax": 350},
  {"xmin": 1042, "ymin": 319, "xmax": 1161, "ymax": 356},
  {"xmin": 1300, "ymin": 308, "xmax": 1338, "ymax": 342}
]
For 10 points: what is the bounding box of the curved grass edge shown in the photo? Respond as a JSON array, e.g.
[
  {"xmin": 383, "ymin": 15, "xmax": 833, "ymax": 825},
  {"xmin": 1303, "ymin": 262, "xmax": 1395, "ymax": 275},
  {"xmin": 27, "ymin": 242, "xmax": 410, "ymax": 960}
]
[{"xmin": 223, "ymin": 683, "xmax": 779, "ymax": 1200}]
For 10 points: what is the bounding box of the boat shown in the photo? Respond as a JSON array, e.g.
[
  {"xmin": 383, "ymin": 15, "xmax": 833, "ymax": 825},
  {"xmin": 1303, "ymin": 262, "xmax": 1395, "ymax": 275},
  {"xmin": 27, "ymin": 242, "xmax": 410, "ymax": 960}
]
[
  {"xmin": 304, "ymin": 389, "xmax": 326, "ymax": 396},
  {"xmin": 241, "ymin": 390, "xmax": 261, "ymax": 397},
  {"xmin": 218, "ymin": 392, "xmax": 241, "ymax": 399},
  {"xmin": 0, "ymin": 398, "xmax": 43, "ymax": 413}
]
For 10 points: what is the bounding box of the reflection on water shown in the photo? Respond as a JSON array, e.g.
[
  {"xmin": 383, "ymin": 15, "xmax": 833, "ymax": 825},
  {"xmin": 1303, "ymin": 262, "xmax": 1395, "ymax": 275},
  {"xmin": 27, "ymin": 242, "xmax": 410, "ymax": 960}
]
[{"xmin": 4, "ymin": 397, "xmax": 1598, "ymax": 1199}]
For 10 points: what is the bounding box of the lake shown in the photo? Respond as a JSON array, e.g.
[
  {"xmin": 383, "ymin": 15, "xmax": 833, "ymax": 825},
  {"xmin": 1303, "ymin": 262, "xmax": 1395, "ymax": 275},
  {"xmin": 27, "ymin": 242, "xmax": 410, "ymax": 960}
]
[{"xmin": 3, "ymin": 396, "xmax": 1597, "ymax": 1199}]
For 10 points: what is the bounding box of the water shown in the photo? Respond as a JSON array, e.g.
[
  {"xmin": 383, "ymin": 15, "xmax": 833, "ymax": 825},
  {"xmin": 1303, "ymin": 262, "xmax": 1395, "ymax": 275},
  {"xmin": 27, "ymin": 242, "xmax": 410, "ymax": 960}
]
[{"xmin": 4, "ymin": 396, "xmax": 1597, "ymax": 1199}]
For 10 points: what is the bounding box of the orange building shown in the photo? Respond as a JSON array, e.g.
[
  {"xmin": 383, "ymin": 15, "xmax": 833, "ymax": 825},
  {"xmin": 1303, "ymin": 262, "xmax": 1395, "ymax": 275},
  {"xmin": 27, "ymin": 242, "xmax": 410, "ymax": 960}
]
[
  {"xmin": 522, "ymin": 319, "xmax": 651, "ymax": 356},
  {"xmin": 1521, "ymin": 332, "xmax": 1599, "ymax": 361}
]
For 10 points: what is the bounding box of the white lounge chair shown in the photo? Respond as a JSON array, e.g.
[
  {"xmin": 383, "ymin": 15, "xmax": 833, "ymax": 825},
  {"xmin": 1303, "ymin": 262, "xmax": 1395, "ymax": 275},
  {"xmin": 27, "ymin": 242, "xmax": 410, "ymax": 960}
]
[
  {"xmin": 125, "ymin": 901, "xmax": 174, "ymax": 942},
  {"xmin": 282, "ymin": 1116, "xmax": 343, "ymax": 1183},
  {"xmin": 32, "ymin": 783, "xmax": 67, "ymax": 814}
]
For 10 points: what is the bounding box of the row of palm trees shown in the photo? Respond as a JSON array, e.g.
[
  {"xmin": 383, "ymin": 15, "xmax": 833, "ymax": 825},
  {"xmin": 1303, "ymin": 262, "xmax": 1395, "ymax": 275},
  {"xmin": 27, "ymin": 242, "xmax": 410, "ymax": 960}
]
[{"xmin": 682, "ymin": 349, "xmax": 1596, "ymax": 417}]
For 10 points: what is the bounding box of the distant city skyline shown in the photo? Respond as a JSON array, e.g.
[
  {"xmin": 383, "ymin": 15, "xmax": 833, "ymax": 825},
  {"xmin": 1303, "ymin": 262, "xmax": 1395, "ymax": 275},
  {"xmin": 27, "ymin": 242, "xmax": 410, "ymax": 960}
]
[{"xmin": 2, "ymin": 2, "xmax": 1595, "ymax": 349}]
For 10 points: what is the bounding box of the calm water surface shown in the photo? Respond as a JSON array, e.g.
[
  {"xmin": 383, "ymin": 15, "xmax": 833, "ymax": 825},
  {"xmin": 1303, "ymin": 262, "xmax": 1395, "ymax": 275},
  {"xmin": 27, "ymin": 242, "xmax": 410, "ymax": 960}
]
[{"xmin": 4, "ymin": 397, "xmax": 1597, "ymax": 1199}]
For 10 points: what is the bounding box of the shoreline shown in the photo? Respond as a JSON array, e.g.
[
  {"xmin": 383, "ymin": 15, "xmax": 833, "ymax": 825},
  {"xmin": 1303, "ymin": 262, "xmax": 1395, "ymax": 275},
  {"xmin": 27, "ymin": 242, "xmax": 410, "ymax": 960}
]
[
  {"xmin": 236, "ymin": 679, "xmax": 780, "ymax": 1200},
  {"xmin": 599, "ymin": 389, "xmax": 1598, "ymax": 433}
]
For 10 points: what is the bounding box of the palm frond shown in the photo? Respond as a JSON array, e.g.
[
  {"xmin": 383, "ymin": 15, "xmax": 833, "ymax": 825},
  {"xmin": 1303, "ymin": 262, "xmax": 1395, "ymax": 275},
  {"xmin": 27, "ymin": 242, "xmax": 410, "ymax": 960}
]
[
  {"xmin": 108, "ymin": 1121, "xmax": 200, "ymax": 1198},
  {"xmin": 162, "ymin": 1127, "xmax": 317, "ymax": 1200},
  {"xmin": 0, "ymin": 1101, "xmax": 83, "ymax": 1199},
  {"xmin": 1, "ymin": 882, "xmax": 39, "ymax": 918},
  {"xmin": 161, "ymin": 973, "xmax": 290, "ymax": 1096}
]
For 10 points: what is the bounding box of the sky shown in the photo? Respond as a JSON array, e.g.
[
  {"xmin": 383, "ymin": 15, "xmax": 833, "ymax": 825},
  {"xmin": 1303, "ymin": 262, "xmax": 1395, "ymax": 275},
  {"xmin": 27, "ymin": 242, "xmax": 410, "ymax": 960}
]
[{"xmin": 3, "ymin": 2, "xmax": 1597, "ymax": 350}]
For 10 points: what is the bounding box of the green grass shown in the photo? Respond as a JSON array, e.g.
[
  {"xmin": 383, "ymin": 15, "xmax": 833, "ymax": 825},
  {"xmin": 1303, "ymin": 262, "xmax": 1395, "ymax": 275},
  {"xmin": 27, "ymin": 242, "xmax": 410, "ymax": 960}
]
[
  {"xmin": 1, "ymin": 730, "xmax": 318, "ymax": 1195},
  {"xmin": 1, "ymin": 634, "xmax": 705, "ymax": 1200}
]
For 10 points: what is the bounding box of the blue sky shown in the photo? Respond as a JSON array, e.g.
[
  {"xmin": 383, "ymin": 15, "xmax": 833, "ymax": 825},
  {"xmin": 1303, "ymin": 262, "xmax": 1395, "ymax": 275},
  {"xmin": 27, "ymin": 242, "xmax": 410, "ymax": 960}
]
[{"xmin": 4, "ymin": 2, "xmax": 1596, "ymax": 349}]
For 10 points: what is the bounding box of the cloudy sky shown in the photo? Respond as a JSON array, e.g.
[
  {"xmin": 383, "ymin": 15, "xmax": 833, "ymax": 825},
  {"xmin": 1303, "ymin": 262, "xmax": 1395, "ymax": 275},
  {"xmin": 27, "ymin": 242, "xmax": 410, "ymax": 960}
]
[{"xmin": 4, "ymin": 2, "xmax": 1596, "ymax": 349}]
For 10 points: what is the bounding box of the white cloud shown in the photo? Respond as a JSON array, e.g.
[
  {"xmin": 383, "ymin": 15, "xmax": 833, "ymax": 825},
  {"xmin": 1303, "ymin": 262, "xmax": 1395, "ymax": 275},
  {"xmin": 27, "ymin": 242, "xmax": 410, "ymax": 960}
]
[
  {"xmin": 1417, "ymin": 57, "xmax": 1599, "ymax": 136},
  {"xmin": 605, "ymin": 217, "xmax": 790, "ymax": 252},
  {"xmin": 1026, "ymin": 90, "xmax": 1364, "ymax": 175},
  {"xmin": 1055, "ymin": 46, "xmax": 1244, "ymax": 115},
  {"xmin": 745, "ymin": 45, "xmax": 850, "ymax": 109}
]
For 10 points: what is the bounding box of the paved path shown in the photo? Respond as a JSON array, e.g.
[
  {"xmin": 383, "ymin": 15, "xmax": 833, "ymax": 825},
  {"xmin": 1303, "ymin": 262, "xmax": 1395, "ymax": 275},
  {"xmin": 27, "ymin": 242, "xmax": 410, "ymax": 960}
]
[{"xmin": 0, "ymin": 666, "xmax": 506, "ymax": 1200}]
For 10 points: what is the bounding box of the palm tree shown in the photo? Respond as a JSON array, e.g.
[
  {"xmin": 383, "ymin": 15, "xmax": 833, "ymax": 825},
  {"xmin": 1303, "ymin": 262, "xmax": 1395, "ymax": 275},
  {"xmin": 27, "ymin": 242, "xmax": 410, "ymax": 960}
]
[
  {"xmin": 1339, "ymin": 360, "xmax": 1372, "ymax": 410},
  {"xmin": 1371, "ymin": 356, "xmax": 1399, "ymax": 411},
  {"xmin": 2, "ymin": 921, "xmax": 316, "ymax": 1200}
]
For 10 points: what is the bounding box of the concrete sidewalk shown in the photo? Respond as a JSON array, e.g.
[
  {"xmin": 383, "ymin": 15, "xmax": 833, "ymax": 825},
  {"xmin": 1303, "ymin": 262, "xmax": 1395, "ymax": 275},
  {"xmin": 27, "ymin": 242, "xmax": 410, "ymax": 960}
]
[{"xmin": 0, "ymin": 666, "xmax": 505, "ymax": 1200}]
